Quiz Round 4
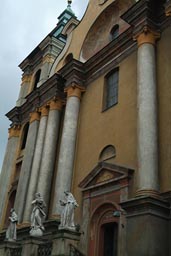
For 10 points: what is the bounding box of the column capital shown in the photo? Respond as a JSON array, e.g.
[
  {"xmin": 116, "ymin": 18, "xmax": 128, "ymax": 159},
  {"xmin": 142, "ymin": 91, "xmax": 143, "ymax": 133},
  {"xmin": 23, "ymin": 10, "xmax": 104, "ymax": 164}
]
[
  {"xmin": 29, "ymin": 110, "xmax": 40, "ymax": 123},
  {"xmin": 8, "ymin": 125, "xmax": 21, "ymax": 138},
  {"xmin": 21, "ymin": 74, "xmax": 32, "ymax": 86},
  {"xmin": 134, "ymin": 26, "xmax": 160, "ymax": 47},
  {"xmin": 165, "ymin": 0, "xmax": 171, "ymax": 16},
  {"xmin": 39, "ymin": 105, "xmax": 49, "ymax": 117},
  {"xmin": 42, "ymin": 54, "xmax": 55, "ymax": 64},
  {"xmin": 48, "ymin": 99, "xmax": 63, "ymax": 111},
  {"xmin": 64, "ymin": 84, "xmax": 85, "ymax": 99}
]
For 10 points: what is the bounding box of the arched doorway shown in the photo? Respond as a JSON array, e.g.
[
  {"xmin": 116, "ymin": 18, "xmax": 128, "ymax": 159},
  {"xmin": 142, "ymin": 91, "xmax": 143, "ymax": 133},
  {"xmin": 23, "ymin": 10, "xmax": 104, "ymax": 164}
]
[{"xmin": 89, "ymin": 203, "xmax": 119, "ymax": 256}]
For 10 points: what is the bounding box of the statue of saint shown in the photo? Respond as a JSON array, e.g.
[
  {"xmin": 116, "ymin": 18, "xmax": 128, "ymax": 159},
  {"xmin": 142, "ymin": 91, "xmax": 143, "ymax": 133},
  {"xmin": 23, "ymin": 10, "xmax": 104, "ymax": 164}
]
[
  {"xmin": 30, "ymin": 192, "xmax": 46, "ymax": 237},
  {"xmin": 5, "ymin": 208, "xmax": 18, "ymax": 241},
  {"xmin": 59, "ymin": 191, "xmax": 78, "ymax": 231}
]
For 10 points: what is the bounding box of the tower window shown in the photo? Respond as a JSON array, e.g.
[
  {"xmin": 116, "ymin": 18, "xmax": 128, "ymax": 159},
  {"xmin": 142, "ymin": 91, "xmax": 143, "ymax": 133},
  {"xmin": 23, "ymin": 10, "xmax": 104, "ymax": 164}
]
[
  {"xmin": 21, "ymin": 123, "xmax": 29, "ymax": 150},
  {"xmin": 103, "ymin": 68, "xmax": 119, "ymax": 110},
  {"xmin": 33, "ymin": 69, "xmax": 41, "ymax": 90}
]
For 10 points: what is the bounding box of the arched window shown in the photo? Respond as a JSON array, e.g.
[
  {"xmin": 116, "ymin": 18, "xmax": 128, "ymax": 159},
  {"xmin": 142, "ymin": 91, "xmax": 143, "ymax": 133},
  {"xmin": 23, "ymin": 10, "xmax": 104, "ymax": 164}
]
[
  {"xmin": 110, "ymin": 24, "xmax": 119, "ymax": 41},
  {"xmin": 103, "ymin": 68, "xmax": 119, "ymax": 110},
  {"xmin": 21, "ymin": 123, "xmax": 29, "ymax": 150},
  {"xmin": 33, "ymin": 69, "xmax": 41, "ymax": 90},
  {"xmin": 99, "ymin": 145, "xmax": 116, "ymax": 162}
]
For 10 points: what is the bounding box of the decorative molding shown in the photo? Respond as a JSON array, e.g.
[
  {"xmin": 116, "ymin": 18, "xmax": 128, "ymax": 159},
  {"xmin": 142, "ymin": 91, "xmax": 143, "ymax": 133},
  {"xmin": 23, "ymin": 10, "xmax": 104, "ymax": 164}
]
[{"xmin": 79, "ymin": 162, "xmax": 134, "ymax": 192}]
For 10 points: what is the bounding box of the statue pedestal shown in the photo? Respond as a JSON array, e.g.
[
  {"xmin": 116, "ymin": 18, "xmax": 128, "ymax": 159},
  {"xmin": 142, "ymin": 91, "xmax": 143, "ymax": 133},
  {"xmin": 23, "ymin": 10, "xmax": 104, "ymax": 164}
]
[
  {"xmin": 0, "ymin": 241, "xmax": 22, "ymax": 256},
  {"xmin": 29, "ymin": 227, "xmax": 43, "ymax": 237},
  {"xmin": 52, "ymin": 229, "xmax": 81, "ymax": 256}
]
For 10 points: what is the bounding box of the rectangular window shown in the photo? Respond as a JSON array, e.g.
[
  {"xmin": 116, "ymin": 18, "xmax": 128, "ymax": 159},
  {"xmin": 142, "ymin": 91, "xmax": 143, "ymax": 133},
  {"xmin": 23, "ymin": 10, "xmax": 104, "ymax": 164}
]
[{"xmin": 103, "ymin": 68, "xmax": 119, "ymax": 110}]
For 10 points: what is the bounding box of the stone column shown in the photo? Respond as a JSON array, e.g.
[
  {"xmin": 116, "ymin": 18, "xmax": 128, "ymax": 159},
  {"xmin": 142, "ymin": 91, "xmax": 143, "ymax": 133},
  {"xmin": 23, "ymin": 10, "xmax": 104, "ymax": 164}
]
[
  {"xmin": 23, "ymin": 106, "xmax": 49, "ymax": 222},
  {"xmin": 14, "ymin": 111, "xmax": 40, "ymax": 223},
  {"xmin": 136, "ymin": 28, "xmax": 160, "ymax": 197},
  {"xmin": 36, "ymin": 100, "xmax": 62, "ymax": 210},
  {"xmin": 0, "ymin": 126, "xmax": 20, "ymax": 228},
  {"xmin": 52, "ymin": 86, "xmax": 84, "ymax": 216}
]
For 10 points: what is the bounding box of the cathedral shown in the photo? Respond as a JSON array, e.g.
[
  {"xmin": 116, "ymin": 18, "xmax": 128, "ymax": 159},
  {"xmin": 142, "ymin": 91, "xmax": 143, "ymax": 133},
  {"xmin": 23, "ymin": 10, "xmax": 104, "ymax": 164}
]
[{"xmin": 0, "ymin": 0, "xmax": 171, "ymax": 255}]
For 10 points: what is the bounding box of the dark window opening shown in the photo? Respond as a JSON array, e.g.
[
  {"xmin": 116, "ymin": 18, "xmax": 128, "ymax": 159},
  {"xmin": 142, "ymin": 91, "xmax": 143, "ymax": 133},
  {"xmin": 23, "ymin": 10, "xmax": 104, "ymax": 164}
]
[
  {"xmin": 33, "ymin": 69, "xmax": 41, "ymax": 90},
  {"xmin": 21, "ymin": 123, "xmax": 29, "ymax": 150}
]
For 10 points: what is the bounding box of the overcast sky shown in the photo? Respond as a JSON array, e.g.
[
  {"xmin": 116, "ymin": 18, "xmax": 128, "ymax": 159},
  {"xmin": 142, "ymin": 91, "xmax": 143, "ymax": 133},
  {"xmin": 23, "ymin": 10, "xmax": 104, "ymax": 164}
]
[{"xmin": 0, "ymin": 0, "xmax": 88, "ymax": 171}]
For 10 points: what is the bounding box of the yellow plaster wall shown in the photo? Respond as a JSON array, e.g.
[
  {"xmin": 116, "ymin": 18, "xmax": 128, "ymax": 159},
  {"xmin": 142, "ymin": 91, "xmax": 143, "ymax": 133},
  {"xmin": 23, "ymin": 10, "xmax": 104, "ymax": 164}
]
[
  {"xmin": 72, "ymin": 52, "xmax": 137, "ymax": 220},
  {"xmin": 157, "ymin": 27, "xmax": 171, "ymax": 192},
  {"xmin": 55, "ymin": 0, "xmax": 135, "ymax": 71}
]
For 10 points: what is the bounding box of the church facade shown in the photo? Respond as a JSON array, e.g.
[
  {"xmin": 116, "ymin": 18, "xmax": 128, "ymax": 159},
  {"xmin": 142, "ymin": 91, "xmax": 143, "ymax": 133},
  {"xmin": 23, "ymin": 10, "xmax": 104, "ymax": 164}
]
[{"xmin": 0, "ymin": 0, "xmax": 171, "ymax": 255}]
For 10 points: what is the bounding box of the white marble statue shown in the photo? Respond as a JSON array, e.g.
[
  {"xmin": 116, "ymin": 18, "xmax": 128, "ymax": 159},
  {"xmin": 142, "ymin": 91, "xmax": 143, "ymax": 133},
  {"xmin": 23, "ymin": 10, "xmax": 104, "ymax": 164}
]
[
  {"xmin": 30, "ymin": 192, "xmax": 46, "ymax": 237},
  {"xmin": 6, "ymin": 208, "xmax": 18, "ymax": 241},
  {"xmin": 59, "ymin": 191, "xmax": 78, "ymax": 231}
]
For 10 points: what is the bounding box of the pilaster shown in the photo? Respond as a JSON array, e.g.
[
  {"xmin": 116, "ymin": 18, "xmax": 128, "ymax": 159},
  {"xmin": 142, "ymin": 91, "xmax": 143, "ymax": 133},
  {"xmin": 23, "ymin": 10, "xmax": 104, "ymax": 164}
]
[{"xmin": 0, "ymin": 125, "xmax": 21, "ymax": 228}]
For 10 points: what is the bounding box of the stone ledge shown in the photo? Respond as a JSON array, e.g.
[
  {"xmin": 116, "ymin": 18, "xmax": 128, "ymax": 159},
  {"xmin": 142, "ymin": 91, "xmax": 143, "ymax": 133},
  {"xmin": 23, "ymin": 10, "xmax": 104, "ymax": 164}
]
[{"xmin": 120, "ymin": 196, "xmax": 170, "ymax": 219}]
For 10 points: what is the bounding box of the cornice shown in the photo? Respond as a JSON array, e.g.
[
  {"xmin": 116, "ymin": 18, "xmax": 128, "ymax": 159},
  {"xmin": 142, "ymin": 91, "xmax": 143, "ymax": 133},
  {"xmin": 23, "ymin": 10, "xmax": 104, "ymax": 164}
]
[
  {"xmin": 84, "ymin": 26, "xmax": 136, "ymax": 84},
  {"xmin": 121, "ymin": 0, "xmax": 165, "ymax": 37},
  {"xmin": 59, "ymin": 59, "xmax": 86, "ymax": 88},
  {"xmin": 6, "ymin": 74, "xmax": 65, "ymax": 124}
]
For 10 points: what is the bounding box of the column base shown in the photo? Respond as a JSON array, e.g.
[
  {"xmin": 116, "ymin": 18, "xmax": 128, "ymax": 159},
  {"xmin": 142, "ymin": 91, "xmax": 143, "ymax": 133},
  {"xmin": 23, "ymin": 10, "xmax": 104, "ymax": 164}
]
[{"xmin": 135, "ymin": 189, "xmax": 160, "ymax": 198}]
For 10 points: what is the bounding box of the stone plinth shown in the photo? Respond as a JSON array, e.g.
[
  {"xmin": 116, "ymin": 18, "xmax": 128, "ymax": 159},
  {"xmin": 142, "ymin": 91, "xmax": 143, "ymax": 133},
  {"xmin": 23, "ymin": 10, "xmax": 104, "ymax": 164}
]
[
  {"xmin": 121, "ymin": 196, "xmax": 170, "ymax": 256},
  {"xmin": 0, "ymin": 241, "xmax": 22, "ymax": 256},
  {"xmin": 51, "ymin": 229, "xmax": 81, "ymax": 256}
]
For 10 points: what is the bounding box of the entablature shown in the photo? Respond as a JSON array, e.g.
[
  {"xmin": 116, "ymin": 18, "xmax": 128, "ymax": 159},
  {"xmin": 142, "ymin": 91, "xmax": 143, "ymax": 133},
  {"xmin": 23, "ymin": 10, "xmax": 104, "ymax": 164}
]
[{"xmin": 6, "ymin": 74, "xmax": 65, "ymax": 125}]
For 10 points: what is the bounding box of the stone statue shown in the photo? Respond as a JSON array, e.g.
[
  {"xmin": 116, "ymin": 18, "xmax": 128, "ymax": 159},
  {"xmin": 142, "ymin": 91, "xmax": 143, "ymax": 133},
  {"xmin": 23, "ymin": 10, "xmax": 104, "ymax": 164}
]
[
  {"xmin": 5, "ymin": 208, "xmax": 18, "ymax": 241},
  {"xmin": 59, "ymin": 191, "xmax": 78, "ymax": 231},
  {"xmin": 30, "ymin": 192, "xmax": 46, "ymax": 237}
]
